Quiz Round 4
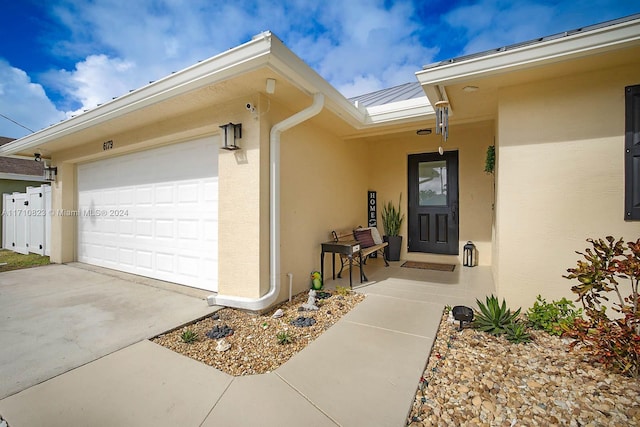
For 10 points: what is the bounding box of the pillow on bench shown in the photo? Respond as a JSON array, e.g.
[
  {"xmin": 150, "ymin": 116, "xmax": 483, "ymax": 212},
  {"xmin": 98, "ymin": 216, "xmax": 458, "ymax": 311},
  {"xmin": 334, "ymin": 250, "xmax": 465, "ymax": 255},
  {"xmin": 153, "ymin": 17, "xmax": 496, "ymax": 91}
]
[
  {"xmin": 353, "ymin": 228, "xmax": 375, "ymax": 248},
  {"xmin": 355, "ymin": 227, "xmax": 383, "ymax": 245}
]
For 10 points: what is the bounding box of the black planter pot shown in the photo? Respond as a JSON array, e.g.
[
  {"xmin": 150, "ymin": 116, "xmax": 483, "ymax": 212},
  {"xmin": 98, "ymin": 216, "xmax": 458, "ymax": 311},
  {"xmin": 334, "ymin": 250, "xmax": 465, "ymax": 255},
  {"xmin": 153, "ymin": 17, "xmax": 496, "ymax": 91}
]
[{"xmin": 383, "ymin": 235, "xmax": 402, "ymax": 261}]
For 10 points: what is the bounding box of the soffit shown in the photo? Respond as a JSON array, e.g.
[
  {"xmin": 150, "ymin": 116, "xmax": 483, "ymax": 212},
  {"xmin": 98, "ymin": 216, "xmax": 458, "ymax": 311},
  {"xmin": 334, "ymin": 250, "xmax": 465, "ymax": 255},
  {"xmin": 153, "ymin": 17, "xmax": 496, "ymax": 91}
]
[{"xmin": 430, "ymin": 42, "xmax": 640, "ymax": 124}]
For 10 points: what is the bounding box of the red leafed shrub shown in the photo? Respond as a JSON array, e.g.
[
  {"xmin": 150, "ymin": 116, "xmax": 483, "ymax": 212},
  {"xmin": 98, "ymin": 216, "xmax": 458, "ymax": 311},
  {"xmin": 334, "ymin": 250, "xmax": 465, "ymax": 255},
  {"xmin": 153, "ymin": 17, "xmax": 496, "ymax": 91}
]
[{"xmin": 564, "ymin": 237, "xmax": 640, "ymax": 378}]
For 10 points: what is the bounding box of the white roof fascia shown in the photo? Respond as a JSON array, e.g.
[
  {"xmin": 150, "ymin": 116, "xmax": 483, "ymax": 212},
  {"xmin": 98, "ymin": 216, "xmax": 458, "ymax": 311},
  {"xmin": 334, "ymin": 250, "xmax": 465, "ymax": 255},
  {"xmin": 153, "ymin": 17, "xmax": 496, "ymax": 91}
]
[
  {"xmin": 267, "ymin": 37, "xmax": 366, "ymax": 127},
  {"xmin": 416, "ymin": 18, "xmax": 640, "ymax": 87},
  {"xmin": 364, "ymin": 97, "xmax": 435, "ymax": 124},
  {"xmin": 0, "ymin": 173, "xmax": 47, "ymax": 182},
  {"xmin": 0, "ymin": 34, "xmax": 276, "ymax": 156}
]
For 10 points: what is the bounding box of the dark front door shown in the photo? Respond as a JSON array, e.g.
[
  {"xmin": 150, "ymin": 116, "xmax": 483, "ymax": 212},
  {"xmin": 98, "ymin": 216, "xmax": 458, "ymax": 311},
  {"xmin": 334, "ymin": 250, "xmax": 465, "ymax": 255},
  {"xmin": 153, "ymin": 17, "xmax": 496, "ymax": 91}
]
[{"xmin": 408, "ymin": 151, "xmax": 459, "ymax": 254}]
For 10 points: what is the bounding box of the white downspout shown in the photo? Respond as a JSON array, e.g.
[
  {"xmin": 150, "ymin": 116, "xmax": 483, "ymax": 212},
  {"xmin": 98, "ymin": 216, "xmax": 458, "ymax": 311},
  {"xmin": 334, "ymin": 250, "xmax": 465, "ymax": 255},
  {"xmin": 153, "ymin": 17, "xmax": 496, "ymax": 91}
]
[{"xmin": 210, "ymin": 93, "xmax": 325, "ymax": 310}]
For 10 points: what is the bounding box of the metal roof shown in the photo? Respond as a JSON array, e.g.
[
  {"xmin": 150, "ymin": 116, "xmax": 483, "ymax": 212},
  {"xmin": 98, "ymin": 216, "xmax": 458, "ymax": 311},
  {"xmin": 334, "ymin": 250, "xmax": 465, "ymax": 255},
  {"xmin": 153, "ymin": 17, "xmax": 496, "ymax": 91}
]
[
  {"xmin": 349, "ymin": 81, "xmax": 426, "ymax": 107},
  {"xmin": 423, "ymin": 13, "xmax": 640, "ymax": 70}
]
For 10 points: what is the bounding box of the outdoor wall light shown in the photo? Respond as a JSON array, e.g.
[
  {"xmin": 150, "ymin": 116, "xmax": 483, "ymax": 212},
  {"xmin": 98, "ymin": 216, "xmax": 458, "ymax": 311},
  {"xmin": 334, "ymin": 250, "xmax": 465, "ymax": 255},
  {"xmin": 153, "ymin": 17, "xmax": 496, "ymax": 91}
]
[
  {"xmin": 220, "ymin": 122, "xmax": 242, "ymax": 151},
  {"xmin": 416, "ymin": 128, "xmax": 432, "ymax": 135},
  {"xmin": 463, "ymin": 241, "xmax": 477, "ymax": 267},
  {"xmin": 43, "ymin": 163, "xmax": 57, "ymax": 181}
]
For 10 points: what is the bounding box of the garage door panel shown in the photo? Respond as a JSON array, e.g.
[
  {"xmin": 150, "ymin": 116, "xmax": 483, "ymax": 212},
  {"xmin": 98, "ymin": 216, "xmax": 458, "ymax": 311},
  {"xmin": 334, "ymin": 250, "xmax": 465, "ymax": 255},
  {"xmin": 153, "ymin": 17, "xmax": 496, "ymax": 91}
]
[{"xmin": 78, "ymin": 137, "xmax": 218, "ymax": 291}]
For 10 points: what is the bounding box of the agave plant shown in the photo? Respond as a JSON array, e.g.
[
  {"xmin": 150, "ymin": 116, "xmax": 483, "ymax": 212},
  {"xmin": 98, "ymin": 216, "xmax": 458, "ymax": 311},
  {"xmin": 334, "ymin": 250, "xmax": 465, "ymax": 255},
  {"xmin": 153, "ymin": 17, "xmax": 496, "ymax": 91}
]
[
  {"xmin": 504, "ymin": 321, "xmax": 532, "ymax": 344},
  {"xmin": 473, "ymin": 295, "xmax": 521, "ymax": 336}
]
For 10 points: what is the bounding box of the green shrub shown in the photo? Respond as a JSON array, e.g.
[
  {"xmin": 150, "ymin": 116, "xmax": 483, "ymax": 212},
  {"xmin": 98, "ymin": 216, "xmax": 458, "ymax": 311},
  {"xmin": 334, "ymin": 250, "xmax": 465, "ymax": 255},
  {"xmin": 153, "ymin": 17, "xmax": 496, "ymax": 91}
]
[
  {"xmin": 335, "ymin": 285, "xmax": 350, "ymax": 296},
  {"xmin": 564, "ymin": 237, "xmax": 640, "ymax": 378},
  {"xmin": 526, "ymin": 295, "xmax": 582, "ymax": 336},
  {"xmin": 180, "ymin": 329, "xmax": 198, "ymax": 344},
  {"xmin": 504, "ymin": 321, "xmax": 532, "ymax": 344},
  {"xmin": 276, "ymin": 331, "xmax": 293, "ymax": 345},
  {"xmin": 473, "ymin": 295, "xmax": 521, "ymax": 336}
]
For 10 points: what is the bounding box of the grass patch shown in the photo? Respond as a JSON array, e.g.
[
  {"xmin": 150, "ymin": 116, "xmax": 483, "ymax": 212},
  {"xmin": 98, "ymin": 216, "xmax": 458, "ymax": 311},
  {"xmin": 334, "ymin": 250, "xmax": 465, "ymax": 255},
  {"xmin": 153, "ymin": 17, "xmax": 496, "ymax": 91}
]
[{"xmin": 0, "ymin": 249, "xmax": 50, "ymax": 272}]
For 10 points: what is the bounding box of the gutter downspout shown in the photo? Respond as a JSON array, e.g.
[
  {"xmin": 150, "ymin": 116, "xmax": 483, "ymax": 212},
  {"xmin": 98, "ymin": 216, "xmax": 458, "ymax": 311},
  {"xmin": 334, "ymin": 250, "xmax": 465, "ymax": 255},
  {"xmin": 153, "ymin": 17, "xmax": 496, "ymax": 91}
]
[{"xmin": 210, "ymin": 93, "xmax": 325, "ymax": 310}]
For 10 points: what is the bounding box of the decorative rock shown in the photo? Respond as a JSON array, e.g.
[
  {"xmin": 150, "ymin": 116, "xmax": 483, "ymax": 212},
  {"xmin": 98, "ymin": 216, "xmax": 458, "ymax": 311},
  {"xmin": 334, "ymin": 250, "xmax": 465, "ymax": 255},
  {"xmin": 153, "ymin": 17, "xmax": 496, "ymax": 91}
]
[
  {"xmin": 272, "ymin": 308, "xmax": 284, "ymax": 318},
  {"xmin": 290, "ymin": 316, "xmax": 316, "ymax": 327},
  {"xmin": 472, "ymin": 396, "xmax": 482, "ymax": 407},
  {"xmin": 527, "ymin": 380, "xmax": 542, "ymax": 388},
  {"xmin": 212, "ymin": 313, "xmax": 220, "ymax": 320},
  {"xmin": 458, "ymin": 385, "xmax": 470, "ymax": 394},
  {"xmin": 316, "ymin": 291, "xmax": 332, "ymax": 300},
  {"xmin": 215, "ymin": 339, "xmax": 231, "ymax": 352},
  {"xmin": 206, "ymin": 325, "xmax": 234, "ymax": 339},
  {"xmin": 482, "ymin": 400, "xmax": 496, "ymax": 413}
]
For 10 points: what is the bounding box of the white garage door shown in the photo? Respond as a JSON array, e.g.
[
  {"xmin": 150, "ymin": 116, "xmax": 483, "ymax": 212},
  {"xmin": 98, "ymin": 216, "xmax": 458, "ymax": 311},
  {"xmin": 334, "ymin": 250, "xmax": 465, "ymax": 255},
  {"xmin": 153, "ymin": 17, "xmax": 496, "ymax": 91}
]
[{"xmin": 77, "ymin": 137, "xmax": 218, "ymax": 291}]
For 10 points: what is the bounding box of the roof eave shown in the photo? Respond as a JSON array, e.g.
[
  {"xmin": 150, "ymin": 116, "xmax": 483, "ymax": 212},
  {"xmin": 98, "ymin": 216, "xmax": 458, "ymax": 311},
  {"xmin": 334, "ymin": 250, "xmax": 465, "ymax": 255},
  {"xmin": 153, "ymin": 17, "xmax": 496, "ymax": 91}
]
[
  {"xmin": 416, "ymin": 17, "xmax": 640, "ymax": 88},
  {"xmin": 0, "ymin": 33, "xmax": 277, "ymax": 157}
]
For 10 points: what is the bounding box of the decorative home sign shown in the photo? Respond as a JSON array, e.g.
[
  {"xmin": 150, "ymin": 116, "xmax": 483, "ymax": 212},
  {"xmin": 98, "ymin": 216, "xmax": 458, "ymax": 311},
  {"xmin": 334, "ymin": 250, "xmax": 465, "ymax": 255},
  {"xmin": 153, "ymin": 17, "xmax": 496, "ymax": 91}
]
[{"xmin": 368, "ymin": 191, "xmax": 377, "ymax": 257}]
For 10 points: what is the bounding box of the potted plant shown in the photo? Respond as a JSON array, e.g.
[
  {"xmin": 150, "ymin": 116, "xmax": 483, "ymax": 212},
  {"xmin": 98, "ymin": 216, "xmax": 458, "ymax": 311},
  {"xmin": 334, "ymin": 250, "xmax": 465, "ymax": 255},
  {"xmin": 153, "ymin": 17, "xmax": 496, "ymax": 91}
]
[{"xmin": 381, "ymin": 194, "xmax": 405, "ymax": 261}]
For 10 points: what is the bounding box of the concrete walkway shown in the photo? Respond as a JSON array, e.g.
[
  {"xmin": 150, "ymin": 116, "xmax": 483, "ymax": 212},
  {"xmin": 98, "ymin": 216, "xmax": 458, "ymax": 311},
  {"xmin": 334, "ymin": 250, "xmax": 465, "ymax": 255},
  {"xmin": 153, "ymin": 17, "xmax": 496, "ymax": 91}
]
[{"xmin": 0, "ymin": 262, "xmax": 494, "ymax": 427}]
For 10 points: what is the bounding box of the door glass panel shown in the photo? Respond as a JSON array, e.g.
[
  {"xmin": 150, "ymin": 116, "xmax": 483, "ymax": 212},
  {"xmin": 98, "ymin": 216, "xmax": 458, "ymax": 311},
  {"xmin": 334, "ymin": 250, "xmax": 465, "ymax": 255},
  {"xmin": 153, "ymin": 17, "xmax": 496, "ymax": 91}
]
[{"xmin": 418, "ymin": 160, "xmax": 447, "ymax": 206}]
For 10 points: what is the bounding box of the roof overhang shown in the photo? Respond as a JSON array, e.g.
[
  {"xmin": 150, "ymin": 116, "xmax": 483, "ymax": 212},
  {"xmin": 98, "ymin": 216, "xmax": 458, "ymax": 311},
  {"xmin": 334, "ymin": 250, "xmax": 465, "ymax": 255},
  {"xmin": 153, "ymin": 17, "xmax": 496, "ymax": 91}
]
[
  {"xmin": 416, "ymin": 15, "xmax": 640, "ymax": 108},
  {"xmin": 0, "ymin": 32, "xmax": 433, "ymax": 157}
]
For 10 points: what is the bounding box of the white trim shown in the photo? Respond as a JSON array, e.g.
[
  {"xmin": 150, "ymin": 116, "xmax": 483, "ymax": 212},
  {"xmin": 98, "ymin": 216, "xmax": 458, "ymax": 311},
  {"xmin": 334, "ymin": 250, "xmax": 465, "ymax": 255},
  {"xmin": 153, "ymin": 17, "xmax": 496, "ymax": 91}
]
[
  {"xmin": 416, "ymin": 18, "xmax": 640, "ymax": 87},
  {"xmin": 0, "ymin": 173, "xmax": 46, "ymax": 182},
  {"xmin": 364, "ymin": 97, "xmax": 434, "ymax": 124}
]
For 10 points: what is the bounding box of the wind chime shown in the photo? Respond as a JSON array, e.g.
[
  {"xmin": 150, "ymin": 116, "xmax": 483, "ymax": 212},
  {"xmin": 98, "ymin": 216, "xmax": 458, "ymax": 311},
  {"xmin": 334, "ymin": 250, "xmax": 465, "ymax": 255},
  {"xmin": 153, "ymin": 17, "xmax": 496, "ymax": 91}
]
[{"xmin": 434, "ymin": 100, "xmax": 449, "ymax": 155}]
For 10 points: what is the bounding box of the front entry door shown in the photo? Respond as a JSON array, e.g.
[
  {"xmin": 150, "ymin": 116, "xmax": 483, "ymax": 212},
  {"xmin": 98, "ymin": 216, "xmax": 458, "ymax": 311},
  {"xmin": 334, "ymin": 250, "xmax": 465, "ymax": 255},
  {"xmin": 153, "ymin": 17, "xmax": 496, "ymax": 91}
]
[{"xmin": 408, "ymin": 151, "xmax": 459, "ymax": 254}]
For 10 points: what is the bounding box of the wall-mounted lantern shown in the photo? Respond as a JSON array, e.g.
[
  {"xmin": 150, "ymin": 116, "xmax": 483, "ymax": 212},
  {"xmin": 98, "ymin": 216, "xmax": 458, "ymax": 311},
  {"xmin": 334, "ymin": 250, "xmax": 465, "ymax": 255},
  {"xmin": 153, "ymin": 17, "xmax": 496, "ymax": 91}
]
[
  {"xmin": 44, "ymin": 163, "xmax": 57, "ymax": 181},
  {"xmin": 463, "ymin": 241, "xmax": 476, "ymax": 267},
  {"xmin": 220, "ymin": 122, "xmax": 242, "ymax": 150}
]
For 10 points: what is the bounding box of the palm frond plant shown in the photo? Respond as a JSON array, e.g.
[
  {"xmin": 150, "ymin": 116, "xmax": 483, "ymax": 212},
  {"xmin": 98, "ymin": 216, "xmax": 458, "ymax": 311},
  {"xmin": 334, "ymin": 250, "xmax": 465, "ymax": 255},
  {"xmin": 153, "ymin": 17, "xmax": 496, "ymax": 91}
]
[{"xmin": 473, "ymin": 295, "xmax": 521, "ymax": 336}]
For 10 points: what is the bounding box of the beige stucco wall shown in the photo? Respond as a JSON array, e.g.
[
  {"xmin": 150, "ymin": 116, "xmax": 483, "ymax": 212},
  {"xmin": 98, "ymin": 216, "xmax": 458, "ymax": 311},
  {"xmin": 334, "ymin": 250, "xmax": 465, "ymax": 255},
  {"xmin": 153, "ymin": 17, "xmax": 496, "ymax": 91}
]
[
  {"xmin": 366, "ymin": 121, "xmax": 495, "ymax": 265},
  {"xmin": 279, "ymin": 116, "xmax": 368, "ymax": 299},
  {"xmin": 495, "ymin": 62, "xmax": 640, "ymax": 310}
]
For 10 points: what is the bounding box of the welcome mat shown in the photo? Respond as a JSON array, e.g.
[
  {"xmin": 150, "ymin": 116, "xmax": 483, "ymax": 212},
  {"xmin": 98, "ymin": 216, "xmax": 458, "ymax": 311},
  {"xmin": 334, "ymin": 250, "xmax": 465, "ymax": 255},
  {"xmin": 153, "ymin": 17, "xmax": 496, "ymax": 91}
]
[{"xmin": 401, "ymin": 261, "xmax": 456, "ymax": 272}]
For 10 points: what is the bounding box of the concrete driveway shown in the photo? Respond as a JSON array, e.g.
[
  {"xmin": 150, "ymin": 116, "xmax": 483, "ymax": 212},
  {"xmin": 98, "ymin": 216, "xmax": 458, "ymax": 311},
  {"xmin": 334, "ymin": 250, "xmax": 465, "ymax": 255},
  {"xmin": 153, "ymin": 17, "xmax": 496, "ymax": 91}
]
[{"xmin": 0, "ymin": 263, "xmax": 215, "ymax": 399}]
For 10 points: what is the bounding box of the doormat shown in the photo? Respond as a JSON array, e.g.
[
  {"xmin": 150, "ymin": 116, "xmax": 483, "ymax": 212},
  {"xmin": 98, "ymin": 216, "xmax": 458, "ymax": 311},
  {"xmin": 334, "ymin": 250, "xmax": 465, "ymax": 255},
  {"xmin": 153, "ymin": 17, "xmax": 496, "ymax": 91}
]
[{"xmin": 401, "ymin": 261, "xmax": 456, "ymax": 272}]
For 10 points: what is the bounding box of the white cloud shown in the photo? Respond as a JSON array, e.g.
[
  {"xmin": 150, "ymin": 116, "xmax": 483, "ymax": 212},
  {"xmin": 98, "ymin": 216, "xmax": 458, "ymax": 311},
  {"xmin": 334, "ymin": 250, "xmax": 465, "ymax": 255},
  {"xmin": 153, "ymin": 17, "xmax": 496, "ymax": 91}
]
[
  {"xmin": 0, "ymin": 60, "xmax": 66, "ymax": 138},
  {"xmin": 33, "ymin": 0, "xmax": 439, "ymax": 113},
  {"xmin": 45, "ymin": 54, "xmax": 137, "ymax": 117}
]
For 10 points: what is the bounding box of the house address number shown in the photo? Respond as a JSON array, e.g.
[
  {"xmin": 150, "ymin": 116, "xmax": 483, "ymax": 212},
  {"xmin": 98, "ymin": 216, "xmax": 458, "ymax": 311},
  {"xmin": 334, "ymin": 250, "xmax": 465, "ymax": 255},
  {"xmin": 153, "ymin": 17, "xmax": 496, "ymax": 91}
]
[{"xmin": 103, "ymin": 140, "xmax": 114, "ymax": 151}]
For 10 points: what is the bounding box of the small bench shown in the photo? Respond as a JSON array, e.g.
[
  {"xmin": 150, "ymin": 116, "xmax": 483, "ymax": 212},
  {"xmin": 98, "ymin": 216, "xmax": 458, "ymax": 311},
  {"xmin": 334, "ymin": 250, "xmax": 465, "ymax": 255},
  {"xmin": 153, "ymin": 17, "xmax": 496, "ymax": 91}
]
[{"xmin": 331, "ymin": 227, "xmax": 389, "ymax": 282}]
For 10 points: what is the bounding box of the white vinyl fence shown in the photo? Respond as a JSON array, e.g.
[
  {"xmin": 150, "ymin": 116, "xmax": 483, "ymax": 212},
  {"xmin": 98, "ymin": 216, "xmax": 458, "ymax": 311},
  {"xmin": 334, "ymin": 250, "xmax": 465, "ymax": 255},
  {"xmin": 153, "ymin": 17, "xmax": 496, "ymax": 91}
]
[{"xmin": 2, "ymin": 185, "xmax": 52, "ymax": 256}]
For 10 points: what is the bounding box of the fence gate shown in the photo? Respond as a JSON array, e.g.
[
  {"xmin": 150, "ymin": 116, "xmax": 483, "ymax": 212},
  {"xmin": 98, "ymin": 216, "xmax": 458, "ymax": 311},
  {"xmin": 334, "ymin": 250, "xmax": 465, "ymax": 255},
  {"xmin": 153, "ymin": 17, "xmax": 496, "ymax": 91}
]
[{"xmin": 2, "ymin": 184, "xmax": 51, "ymax": 256}]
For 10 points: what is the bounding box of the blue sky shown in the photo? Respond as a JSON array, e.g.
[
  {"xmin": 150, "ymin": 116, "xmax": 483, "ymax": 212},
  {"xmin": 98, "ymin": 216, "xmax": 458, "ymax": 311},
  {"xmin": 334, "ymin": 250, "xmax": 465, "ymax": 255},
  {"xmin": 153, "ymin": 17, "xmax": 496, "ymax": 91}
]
[{"xmin": 1, "ymin": 0, "xmax": 638, "ymax": 138}]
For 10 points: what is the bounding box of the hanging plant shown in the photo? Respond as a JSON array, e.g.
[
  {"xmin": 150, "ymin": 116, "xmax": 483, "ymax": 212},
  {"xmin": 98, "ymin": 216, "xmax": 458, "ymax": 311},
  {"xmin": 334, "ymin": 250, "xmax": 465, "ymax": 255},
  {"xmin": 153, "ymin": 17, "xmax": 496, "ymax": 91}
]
[{"xmin": 484, "ymin": 145, "xmax": 495, "ymax": 174}]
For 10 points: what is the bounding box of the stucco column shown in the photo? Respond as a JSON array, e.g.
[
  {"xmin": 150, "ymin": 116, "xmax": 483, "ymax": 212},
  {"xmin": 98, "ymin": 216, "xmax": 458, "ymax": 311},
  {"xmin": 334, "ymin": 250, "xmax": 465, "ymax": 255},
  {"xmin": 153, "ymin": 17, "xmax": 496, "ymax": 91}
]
[{"xmin": 49, "ymin": 162, "xmax": 76, "ymax": 263}]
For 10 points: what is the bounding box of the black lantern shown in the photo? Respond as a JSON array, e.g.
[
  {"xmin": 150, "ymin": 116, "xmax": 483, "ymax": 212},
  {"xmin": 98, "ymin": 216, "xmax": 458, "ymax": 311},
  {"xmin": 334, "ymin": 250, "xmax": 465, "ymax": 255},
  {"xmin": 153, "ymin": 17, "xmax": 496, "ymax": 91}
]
[
  {"xmin": 463, "ymin": 241, "xmax": 476, "ymax": 267},
  {"xmin": 220, "ymin": 122, "xmax": 242, "ymax": 150},
  {"xmin": 43, "ymin": 163, "xmax": 57, "ymax": 181}
]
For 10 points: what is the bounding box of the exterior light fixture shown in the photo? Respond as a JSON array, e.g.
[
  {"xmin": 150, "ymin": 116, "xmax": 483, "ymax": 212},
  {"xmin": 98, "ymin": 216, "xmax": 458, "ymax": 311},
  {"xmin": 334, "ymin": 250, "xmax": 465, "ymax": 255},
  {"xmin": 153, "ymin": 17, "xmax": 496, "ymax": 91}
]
[
  {"xmin": 452, "ymin": 305, "xmax": 474, "ymax": 331},
  {"xmin": 416, "ymin": 128, "xmax": 432, "ymax": 135},
  {"xmin": 43, "ymin": 163, "xmax": 57, "ymax": 181},
  {"xmin": 220, "ymin": 122, "xmax": 242, "ymax": 150},
  {"xmin": 34, "ymin": 153, "xmax": 41, "ymax": 162},
  {"xmin": 463, "ymin": 241, "xmax": 476, "ymax": 267}
]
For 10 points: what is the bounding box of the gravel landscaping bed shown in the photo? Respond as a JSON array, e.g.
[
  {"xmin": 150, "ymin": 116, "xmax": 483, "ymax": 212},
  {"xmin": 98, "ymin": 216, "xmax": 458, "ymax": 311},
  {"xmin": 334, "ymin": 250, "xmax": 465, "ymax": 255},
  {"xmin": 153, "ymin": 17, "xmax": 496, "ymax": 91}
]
[
  {"xmin": 408, "ymin": 312, "xmax": 640, "ymax": 426},
  {"xmin": 153, "ymin": 289, "xmax": 364, "ymax": 376}
]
